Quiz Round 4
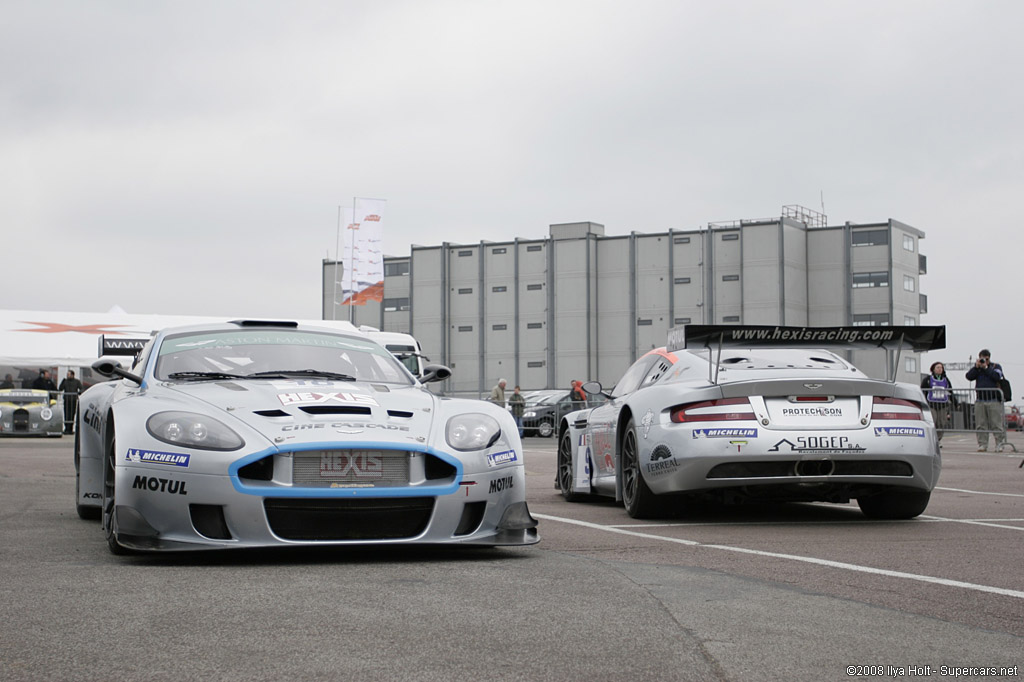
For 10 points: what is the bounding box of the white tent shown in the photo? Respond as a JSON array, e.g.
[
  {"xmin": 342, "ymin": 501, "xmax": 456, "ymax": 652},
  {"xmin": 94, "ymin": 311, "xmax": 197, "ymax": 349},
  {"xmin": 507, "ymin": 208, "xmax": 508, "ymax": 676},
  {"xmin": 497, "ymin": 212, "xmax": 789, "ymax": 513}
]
[{"xmin": 0, "ymin": 309, "xmax": 361, "ymax": 369}]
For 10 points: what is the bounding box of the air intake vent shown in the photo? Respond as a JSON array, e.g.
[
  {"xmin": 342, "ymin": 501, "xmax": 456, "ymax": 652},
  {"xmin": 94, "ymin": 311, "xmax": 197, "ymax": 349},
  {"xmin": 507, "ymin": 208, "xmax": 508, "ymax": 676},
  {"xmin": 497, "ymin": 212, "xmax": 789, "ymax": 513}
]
[
  {"xmin": 298, "ymin": 406, "xmax": 373, "ymax": 416},
  {"xmin": 255, "ymin": 409, "xmax": 290, "ymax": 418},
  {"xmin": 387, "ymin": 410, "xmax": 414, "ymax": 418}
]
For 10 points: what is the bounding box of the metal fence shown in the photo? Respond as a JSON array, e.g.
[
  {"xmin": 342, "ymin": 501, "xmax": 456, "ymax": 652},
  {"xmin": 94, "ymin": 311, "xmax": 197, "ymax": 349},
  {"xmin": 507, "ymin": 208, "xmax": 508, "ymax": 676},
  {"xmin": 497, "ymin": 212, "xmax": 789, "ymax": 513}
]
[{"xmin": 924, "ymin": 387, "xmax": 1018, "ymax": 452}]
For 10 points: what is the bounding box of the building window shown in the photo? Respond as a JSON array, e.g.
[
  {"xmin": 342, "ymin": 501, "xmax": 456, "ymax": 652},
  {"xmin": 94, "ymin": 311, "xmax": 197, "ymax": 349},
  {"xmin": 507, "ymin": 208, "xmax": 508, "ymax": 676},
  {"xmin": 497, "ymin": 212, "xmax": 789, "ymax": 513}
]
[
  {"xmin": 492, "ymin": 247, "xmax": 507, "ymax": 255},
  {"xmin": 721, "ymin": 233, "xmax": 739, "ymax": 241},
  {"xmin": 457, "ymin": 325, "xmax": 473, "ymax": 332},
  {"xmin": 852, "ymin": 272, "xmax": 889, "ymax": 288},
  {"xmin": 904, "ymin": 275, "xmax": 915, "ymax": 292},
  {"xmin": 905, "ymin": 357, "xmax": 917, "ymax": 373},
  {"xmin": 722, "ymin": 274, "xmax": 739, "ymax": 282},
  {"xmin": 458, "ymin": 250, "xmax": 473, "ymax": 257},
  {"xmin": 527, "ymin": 361, "xmax": 545, "ymax": 368},
  {"xmin": 904, "ymin": 316, "xmax": 917, "ymax": 326},
  {"xmin": 527, "ymin": 322, "xmax": 543, "ymax": 329},
  {"xmin": 492, "ymin": 324, "xmax": 507, "ymax": 331},
  {"xmin": 903, "ymin": 234, "xmax": 915, "ymax": 252},
  {"xmin": 637, "ymin": 318, "xmax": 653, "ymax": 326},
  {"xmin": 526, "ymin": 244, "xmax": 542, "ymax": 252},
  {"xmin": 674, "ymin": 317, "xmax": 691, "ymax": 325},
  {"xmin": 723, "ymin": 315, "xmax": 740, "ymax": 322},
  {"xmin": 458, "ymin": 288, "xmax": 473, "ymax": 294},
  {"xmin": 852, "ymin": 313, "xmax": 890, "ymax": 326},
  {"xmin": 526, "ymin": 283, "xmax": 543, "ymax": 291},
  {"xmin": 384, "ymin": 261, "xmax": 410, "ymax": 276},
  {"xmin": 383, "ymin": 297, "xmax": 410, "ymax": 312},
  {"xmin": 851, "ymin": 229, "xmax": 888, "ymax": 247},
  {"xmin": 674, "ymin": 277, "xmax": 691, "ymax": 285},
  {"xmin": 674, "ymin": 236, "xmax": 690, "ymax": 244},
  {"xmin": 492, "ymin": 285, "xmax": 507, "ymax": 293}
]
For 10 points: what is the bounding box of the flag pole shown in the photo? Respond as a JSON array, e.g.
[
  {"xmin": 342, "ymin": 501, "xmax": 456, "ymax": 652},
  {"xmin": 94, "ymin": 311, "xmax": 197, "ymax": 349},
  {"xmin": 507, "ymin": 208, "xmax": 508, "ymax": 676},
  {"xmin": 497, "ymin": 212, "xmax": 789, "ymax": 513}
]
[{"xmin": 333, "ymin": 205, "xmax": 341, "ymax": 320}]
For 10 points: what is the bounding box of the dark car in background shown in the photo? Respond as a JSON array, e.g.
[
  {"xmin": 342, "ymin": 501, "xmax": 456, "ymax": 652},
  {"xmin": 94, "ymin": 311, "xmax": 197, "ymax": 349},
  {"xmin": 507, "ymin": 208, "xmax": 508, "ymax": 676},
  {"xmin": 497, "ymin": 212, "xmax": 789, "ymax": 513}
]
[
  {"xmin": 1006, "ymin": 404, "xmax": 1023, "ymax": 432},
  {"xmin": 522, "ymin": 390, "xmax": 601, "ymax": 437}
]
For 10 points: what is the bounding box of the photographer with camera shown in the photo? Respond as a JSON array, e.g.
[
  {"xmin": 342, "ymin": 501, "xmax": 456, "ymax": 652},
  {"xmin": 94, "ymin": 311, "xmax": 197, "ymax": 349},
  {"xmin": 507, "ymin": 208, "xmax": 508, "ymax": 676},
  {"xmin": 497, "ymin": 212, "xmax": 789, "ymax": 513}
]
[{"xmin": 965, "ymin": 349, "xmax": 1007, "ymax": 452}]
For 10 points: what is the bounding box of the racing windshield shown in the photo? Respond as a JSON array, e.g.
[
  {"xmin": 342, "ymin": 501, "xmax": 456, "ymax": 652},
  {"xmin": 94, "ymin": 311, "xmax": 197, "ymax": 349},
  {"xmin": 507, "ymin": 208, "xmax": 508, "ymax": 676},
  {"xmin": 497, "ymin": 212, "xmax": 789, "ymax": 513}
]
[{"xmin": 154, "ymin": 330, "xmax": 415, "ymax": 385}]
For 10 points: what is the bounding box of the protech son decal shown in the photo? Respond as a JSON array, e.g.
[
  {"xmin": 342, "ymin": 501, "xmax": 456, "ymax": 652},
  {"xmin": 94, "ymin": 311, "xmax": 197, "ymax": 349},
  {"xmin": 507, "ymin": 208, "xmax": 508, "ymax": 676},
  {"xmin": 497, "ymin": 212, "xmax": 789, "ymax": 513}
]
[{"xmin": 125, "ymin": 449, "xmax": 191, "ymax": 468}]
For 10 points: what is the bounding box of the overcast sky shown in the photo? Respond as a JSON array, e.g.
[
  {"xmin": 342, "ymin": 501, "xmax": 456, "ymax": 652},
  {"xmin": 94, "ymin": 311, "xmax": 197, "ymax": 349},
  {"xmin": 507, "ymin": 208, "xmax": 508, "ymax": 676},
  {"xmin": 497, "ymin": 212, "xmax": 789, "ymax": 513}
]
[{"xmin": 4, "ymin": 1, "xmax": 1021, "ymax": 380}]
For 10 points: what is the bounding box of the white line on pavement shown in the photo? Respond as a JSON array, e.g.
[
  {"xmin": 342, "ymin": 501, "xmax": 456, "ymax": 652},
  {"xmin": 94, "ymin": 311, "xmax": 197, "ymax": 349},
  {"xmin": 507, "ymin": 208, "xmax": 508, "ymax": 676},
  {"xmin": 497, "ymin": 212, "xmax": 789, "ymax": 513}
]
[
  {"xmin": 534, "ymin": 512, "xmax": 1024, "ymax": 600},
  {"xmin": 936, "ymin": 486, "xmax": 1024, "ymax": 499},
  {"xmin": 920, "ymin": 515, "xmax": 1024, "ymax": 532}
]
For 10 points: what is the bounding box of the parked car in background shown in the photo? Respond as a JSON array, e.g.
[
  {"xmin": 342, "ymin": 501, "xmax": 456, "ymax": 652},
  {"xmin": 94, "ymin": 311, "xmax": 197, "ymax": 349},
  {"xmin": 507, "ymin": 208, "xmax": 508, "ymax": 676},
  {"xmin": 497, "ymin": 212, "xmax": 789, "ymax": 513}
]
[
  {"xmin": 1005, "ymin": 404, "xmax": 1023, "ymax": 432},
  {"xmin": 0, "ymin": 388, "xmax": 63, "ymax": 437}
]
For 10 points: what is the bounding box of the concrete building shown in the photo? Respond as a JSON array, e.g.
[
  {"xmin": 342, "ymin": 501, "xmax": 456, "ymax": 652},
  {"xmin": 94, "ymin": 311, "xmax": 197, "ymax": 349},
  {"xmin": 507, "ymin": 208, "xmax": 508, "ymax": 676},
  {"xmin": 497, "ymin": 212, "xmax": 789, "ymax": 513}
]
[{"xmin": 322, "ymin": 208, "xmax": 928, "ymax": 393}]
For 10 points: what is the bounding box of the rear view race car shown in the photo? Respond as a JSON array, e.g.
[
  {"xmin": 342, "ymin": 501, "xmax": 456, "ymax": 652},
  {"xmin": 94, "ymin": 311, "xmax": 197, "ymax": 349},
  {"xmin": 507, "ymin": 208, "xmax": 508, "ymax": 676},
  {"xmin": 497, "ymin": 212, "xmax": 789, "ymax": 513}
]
[
  {"xmin": 556, "ymin": 324, "xmax": 945, "ymax": 520},
  {"xmin": 75, "ymin": 320, "xmax": 538, "ymax": 553}
]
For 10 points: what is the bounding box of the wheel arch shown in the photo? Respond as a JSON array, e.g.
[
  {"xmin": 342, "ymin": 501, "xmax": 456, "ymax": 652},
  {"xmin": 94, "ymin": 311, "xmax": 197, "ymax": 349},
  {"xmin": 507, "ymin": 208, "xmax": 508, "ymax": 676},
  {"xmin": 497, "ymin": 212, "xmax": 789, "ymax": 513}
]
[{"xmin": 613, "ymin": 405, "xmax": 635, "ymax": 502}]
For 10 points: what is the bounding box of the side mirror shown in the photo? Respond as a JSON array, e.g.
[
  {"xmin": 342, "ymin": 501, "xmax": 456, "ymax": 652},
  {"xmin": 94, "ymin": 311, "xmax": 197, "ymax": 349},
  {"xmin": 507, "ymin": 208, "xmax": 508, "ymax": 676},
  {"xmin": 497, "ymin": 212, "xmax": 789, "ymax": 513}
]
[
  {"xmin": 92, "ymin": 359, "xmax": 143, "ymax": 385},
  {"xmin": 582, "ymin": 381, "xmax": 607, "ymax": 397},
  {"xmin": 420, "ymin": 364, "xmax": 452, "ymax": 384}
]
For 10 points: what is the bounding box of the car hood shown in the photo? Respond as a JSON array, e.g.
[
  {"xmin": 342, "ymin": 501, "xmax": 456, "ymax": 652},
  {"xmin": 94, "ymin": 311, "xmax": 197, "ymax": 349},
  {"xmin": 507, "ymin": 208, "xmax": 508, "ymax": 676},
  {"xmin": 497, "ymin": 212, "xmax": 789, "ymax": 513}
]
[{"xmin": 160, "ymin": 379, "xmax": 438, "ymax": 448}]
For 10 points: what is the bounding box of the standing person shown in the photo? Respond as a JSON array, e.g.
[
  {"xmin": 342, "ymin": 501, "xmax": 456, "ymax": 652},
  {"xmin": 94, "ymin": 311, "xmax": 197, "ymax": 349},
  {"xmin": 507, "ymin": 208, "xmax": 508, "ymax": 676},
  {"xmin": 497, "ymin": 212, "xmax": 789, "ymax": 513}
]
[
  {"xmin": 965, "ymin": 349, "xmax": 1007, "ymax": 452},
  {"xmin": 508, "ymin": 385, "xmax": 526, "ymax": 438},
  {"xmin": 921, "ymin": 362, "xmax": 954, "ymax": 442},
  {"xmin": 59, "ymin": 370, "xmax": 83, "ymax": 434},
  {"xmin": 488, "ymin": 378, "xmax": 507, "ymax": 408},
  {"xmin": 570, "ymin": 380, "xmax": 587, "ymax": 410},
  {"xmin": 0, "ymin": 374, "xmax": 13, "ymax": 389},
  {"xmin": 33, "ymin": 369, "xmax": 57, "ymax": 397}
]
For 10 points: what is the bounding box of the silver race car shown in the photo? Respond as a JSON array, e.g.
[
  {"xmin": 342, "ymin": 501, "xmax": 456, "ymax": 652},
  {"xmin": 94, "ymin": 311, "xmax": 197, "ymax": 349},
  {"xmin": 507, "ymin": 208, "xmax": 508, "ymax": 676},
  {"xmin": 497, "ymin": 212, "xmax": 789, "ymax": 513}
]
[
  {"xmin": 75, "ymin": 320, "xmax": 538, "ymax": 553},
  {"xmin": 557, "ymin": 325, "xmax": 945, "ymax": 520},
  {"xmin": 0, "ymin": 388, "xmax": 64, "ymax": 437}
]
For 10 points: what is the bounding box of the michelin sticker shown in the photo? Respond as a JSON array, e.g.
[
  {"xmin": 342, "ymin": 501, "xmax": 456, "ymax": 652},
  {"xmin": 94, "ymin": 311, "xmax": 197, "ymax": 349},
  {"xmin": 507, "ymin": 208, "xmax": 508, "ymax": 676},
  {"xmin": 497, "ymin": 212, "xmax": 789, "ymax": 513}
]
[
  {"xmin": 125, "ymin": 448, "xmax": 191, "ymax": 468},
  {"xmin": 486, "ymin": 450, "xmax": 518, "ymax": 467},
  {"xmin": 874, "ymin": 427, "xmax": 926, "ymax": 438},
  {"xmin": 693, "ymin": 428, "xmax": 758, "ymax": 439}
]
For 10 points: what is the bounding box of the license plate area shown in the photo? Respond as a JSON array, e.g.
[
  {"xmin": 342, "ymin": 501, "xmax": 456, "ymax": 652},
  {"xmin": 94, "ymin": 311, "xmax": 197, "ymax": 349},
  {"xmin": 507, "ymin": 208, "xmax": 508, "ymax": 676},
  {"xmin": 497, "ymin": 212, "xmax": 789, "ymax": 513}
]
[
  {"xmin": 764, "ymin": 398, "xmax": 861, "ymax": 428},
  {"xmin": 293, "ymin": 450, "xmax": 411, "ymax": 488}
]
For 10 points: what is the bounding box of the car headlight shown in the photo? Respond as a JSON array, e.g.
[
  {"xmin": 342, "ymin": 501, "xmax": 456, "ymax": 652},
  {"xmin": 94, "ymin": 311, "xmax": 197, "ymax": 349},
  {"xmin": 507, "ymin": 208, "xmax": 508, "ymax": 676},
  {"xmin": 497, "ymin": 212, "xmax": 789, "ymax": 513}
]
[
  {"xmin": 523, "ymin": 411, "xmax": 536, "ymax": 418},
  {"xmin": 146, "ymin": 411, "xmax": 244, "ymax": 451},
  {"xmin": 446, "ymin": 413, "xmax": 501, "ymax": 451},
  {"xmin": 40, "ymin": 408, "xmax": 53, "ymax": 421}
]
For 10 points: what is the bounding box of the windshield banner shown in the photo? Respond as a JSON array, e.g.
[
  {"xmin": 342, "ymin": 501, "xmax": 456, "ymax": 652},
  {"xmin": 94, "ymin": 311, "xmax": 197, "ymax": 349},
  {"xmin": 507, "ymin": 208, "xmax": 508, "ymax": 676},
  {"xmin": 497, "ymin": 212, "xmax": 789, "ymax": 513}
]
[{"xmin": 670, "ymin": 325, "xmax": 946, "ymax": 352}]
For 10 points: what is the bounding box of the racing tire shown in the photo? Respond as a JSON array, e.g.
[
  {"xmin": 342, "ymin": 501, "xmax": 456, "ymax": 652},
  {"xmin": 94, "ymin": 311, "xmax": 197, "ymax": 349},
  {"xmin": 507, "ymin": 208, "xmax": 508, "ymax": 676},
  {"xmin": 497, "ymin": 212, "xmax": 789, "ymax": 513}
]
[
  {"xmin": 537, "ymin": 419, "xmax": 554, "ymax": 438},
  {"xmin": 102, "ymin": 437, "xmax": 132, "ymax": 555},
  {"xmin": 621, "ymin": 418, "xmax": 664, "ymax": 519},
  {"xmin": 557, "ymin": 429, "xmax": 586, "ymax": 502},
  {"xmin": 857, "ymin": 489, "xmax": 931, "ymax": 520},
  {"xmin": 75, "ymin": 425, "xmax": 100, "ymax": 521}
]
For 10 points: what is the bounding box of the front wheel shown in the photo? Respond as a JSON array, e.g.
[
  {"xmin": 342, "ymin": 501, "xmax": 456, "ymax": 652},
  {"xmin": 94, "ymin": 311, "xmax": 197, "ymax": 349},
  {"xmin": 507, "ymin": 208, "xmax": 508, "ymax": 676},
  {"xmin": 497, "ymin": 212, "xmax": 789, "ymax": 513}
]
[
  {"xmin": 537, "ymin": 419, "xmax": 554, "ymax": 438},
  {"xmin": 857, "ymin": 489, "xmax": 931, "ymax": 520},
  {"xmin": 621, "ymin": 419, "xmax": 664, "ymax": 518},
  {"xmin": 557, "ymin": 429, "xmax": 586, "ymax": 502}
]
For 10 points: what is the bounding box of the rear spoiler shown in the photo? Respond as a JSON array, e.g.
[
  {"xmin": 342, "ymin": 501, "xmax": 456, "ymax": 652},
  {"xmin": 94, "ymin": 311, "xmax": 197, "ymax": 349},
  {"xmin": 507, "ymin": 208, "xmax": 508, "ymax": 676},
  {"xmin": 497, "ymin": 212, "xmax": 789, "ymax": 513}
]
[
  {"xmin": 98, "ymin": 335, "xmax": 150, "ymax": 357},
  {"xmin": 668, "ymin": 325, "xmax": 946, "ymax": 384}
]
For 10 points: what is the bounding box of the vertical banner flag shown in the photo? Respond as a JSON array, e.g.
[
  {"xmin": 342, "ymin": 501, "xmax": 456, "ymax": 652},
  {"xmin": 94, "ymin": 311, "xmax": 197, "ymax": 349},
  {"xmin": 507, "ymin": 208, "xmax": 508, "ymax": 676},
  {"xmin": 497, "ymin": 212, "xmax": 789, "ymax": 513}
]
[{"xmin": 340, "ymin": 198, "xmax": 386, "ymax": 305}]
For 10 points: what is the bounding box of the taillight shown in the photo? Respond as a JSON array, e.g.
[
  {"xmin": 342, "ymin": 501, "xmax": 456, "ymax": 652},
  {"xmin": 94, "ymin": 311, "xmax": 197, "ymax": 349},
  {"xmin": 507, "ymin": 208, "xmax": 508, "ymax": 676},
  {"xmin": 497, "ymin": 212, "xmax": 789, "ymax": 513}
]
[
  {"xmin": 871, "ymin": 396, "xmax": 924, "ymax": 421},
  {"xmin": 670, "ymin": 397, "xmax": 755, "ymax": 423}
]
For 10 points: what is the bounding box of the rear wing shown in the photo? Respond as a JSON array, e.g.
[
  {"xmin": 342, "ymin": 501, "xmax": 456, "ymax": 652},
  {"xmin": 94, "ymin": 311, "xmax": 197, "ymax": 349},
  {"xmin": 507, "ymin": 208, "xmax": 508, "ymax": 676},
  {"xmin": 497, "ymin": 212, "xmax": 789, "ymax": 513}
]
[
  {"xmin": 668, "ymin": 325, "xmax": 946, "ymax": 384},
  {"xmin": 97, "ymin": 335, "xmax": 151, "ymax": 357}
]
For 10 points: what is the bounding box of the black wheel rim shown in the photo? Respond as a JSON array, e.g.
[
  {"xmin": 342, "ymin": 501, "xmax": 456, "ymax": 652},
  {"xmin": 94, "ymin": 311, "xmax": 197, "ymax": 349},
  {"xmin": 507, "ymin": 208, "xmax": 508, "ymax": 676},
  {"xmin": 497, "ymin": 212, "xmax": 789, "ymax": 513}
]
[
  {"xmin": 622, "ymin": 430, "xmax": 638, "ymax": 506},
  {"xmin": 558, "ymin": 432, "xmax": 573, "ymax": 492}
]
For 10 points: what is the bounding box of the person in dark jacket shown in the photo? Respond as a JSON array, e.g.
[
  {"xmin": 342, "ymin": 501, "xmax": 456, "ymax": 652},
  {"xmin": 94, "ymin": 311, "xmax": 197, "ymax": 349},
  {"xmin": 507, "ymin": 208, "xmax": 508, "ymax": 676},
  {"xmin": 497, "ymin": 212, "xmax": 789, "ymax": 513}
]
[
  {"xmin": 59, "ymin": 370, "xmax": 83, "ymax": 434},
  {"xmin": 965, "ymin": 349, "xmax": 1006, "ymax": 452},
  {"xmin": 921, "ymin": 362, "xmax": 955, "ymax": 442}
]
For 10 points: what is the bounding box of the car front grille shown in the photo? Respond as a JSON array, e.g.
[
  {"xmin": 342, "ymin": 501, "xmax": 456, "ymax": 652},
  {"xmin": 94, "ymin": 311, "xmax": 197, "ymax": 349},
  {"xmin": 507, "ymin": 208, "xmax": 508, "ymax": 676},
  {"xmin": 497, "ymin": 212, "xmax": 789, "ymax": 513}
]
[
  {"xmin": 264, "ymin": 497, "xmax": 435, "ymax": 540},
  {"xmin": 292, "ymin": 449, "xmax": 411, "ymax": 488}
]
